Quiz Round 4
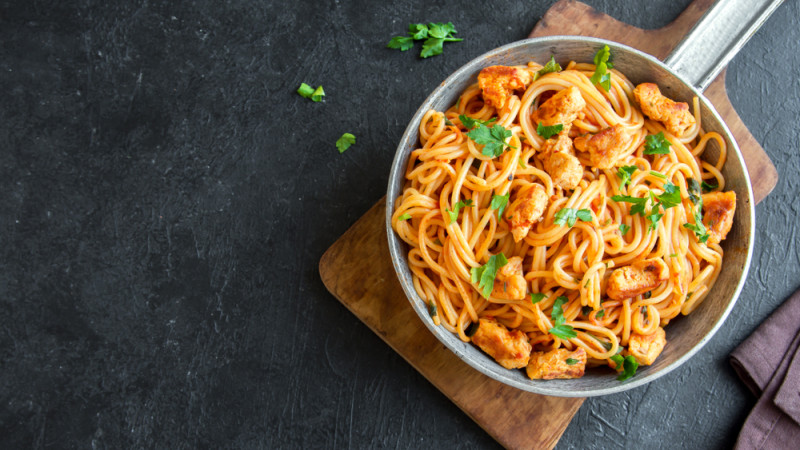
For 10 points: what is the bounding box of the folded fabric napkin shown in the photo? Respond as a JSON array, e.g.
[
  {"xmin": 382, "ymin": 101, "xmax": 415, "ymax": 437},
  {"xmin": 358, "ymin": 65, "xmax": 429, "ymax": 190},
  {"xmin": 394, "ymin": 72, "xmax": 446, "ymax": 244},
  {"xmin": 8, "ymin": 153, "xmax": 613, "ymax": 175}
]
[{"xmin": 730, "ymin": 288, "xmax": 800, "ymax": 449}]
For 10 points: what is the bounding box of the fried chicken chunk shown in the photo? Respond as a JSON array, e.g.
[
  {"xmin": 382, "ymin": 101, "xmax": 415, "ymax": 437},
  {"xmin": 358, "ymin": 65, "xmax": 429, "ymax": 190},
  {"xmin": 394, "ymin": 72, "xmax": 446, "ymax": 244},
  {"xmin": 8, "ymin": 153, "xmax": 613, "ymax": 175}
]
[
  {"xmin": 627, "ymin": 327, "xmax": 667, "ymax": 366},
  {"xmin": 573, "ymin": 124, "xmax": 630, "ymax": 169},
  {"xmin": 507, "ymin": 184, "xmax": 548, "ymax": 242},
  {"xmin": 633, "ymin": 83, "xmax": 696, "ymax": 137},
  {"xmin": 490, "ymin": 256, "xmax": 528, "ymax": 300},
  {"xmin": 702, "ymin": 191, "xmax": 736, "ymax": 245},
  {"xmin": 472, "ymin": 318, "xmax": 532, "ymax": 369},
  {"xmin": 531, "ymin": 86, "xmax": 586, "ymax": 133},
  {"xmin": 606, "ymin": 258, "xmax": 669, "ymax": 300},
  {"xmin": 540, "ymin": 134, "xmax": 583, "ymax": 190},
  {"xmin": 526, "ymin": 347, "xmax": 587, "ymax": 379},
  {"xmin": 478, "ymin": 65, "xmax": 533, "ymax": 109}
]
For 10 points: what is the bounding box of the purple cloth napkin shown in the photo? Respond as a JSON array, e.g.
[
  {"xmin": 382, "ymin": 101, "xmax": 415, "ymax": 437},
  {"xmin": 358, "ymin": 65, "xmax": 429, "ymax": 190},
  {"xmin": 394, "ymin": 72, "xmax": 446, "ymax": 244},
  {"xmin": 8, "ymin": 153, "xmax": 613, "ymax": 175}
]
[{"xmin": 730, "ymin": 288, "xmax": 800, "ymax": 449}]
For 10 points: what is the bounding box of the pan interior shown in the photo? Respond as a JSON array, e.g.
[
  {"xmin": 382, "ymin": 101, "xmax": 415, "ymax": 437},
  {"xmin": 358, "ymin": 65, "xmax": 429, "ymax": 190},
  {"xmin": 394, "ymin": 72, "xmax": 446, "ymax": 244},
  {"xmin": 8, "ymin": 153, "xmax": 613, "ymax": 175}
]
[{"xmin": 386, "ymin": 37, "xmax": 754, "ymax": 396}]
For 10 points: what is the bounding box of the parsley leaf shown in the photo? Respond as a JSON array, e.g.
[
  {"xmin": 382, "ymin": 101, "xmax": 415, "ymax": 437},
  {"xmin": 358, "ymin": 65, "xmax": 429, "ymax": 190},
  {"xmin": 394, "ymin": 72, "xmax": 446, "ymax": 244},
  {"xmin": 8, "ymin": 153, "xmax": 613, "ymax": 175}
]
[
  {"xmin": 683, "ymin": 209, "xmax": 710, "ymax": 243},
  {"xmin": 298, "ymin": 83, "xmax": 325, "ymax": 102},
  {"xmin": 408, "ymin": 23, "xmax": 428, "ymax": 40},
  {"xmin": 530, "ymin": 293, "xmax": 546, "ymax": 304},
  {"xmin": 596, "ymin": 309, "xmax": 605, "ymax": 319},
  {"xmin": 446, "ymin": 199, "xmax": 473, "ymax": 224},
  {"xmin": 536, "ymin": 122, "xmax": 563, "ymax": 139},
  {"xmin": 470, "ymin": 253, "xmax": 509, "ymax": 298},
  {"xmin": 610, "ymin": 354, "xmax": 624, "ymax": 368},
  {"xmin": 535, "ymin": 56, "xmax": 562, "ymax": 80},
  {"xmin": 649, "ymin": 170, "xmax": 667, "ymax": 180},
  {"xmin": 549, "ymin": 296, "xmax": 577, "ymax": 339},
  {"xmin": 566, "ymin": 358, "xmax": 579, "ymax": 365},
  {"xmin": 398, "ymin": 213, "xmax": 411, "ymax": 221},
  {"xmin": 617, "ymin": 165, "xmax": 637, "ymax": 190},
  {"xmin": 619, "ymin": 223, "xmax": 631, "ymax": 235},
  {"xmin": 647, "ymin": 204, "xmax": 664, "ymax": 231},
  {"xmin": 617, "ymin": 355, "xmax": 639, "ymax": 381},
  {"xmin": 420, "ymin": 38, "xmax": 446, "ymax": 58},
  {"xmin": 644, "ymin": 132, "xmax": 671, "ymax": 155},
  {"xmin": 701, "ymin": 180, "xmax": 718, "ymax": 192},
  {"xmin": 687, "ymin": 178, "xmax": 702, "ymax": 205},
  {"xmin": 336, "ymin": 133, "xmax": 356, "ymax": 153},
  {"xmin": 590, "ymin": 45, "xmax": 613, "ymax": 91},
  {"xmin": 656, "ymin": 182, "xmax": 682, "ymax": 209},
  {"xmin": 611, "ymin": 195, "xmax": 647, "ymax": 206},
  {"xmin": 554, "ymin": 208, "xmax": 592, "ymax": 227},
  {"xmin": 387, "ymin": 36, "xmax": 415, "ymax": 51},
  {"xmin": 297, "ymin": 83, "xmax": 314, "ymax": 98},
  {"xmin": 427, "ymin": 301, "xmax": 437, "ymax": 318},
  {"xmin": 467, "ymin": 123, "xmax": 514, "ymax": 158},
  {"xmin": 459, "ymin": 114, "xmax": 497, "ymax": 130},
  {"xmin": 427, "ymin": 22, "xmax": 455, "ymax": 38},
  {"xmin": 490, "ymin": 192, "xmax": 510, "ymax": 219}
]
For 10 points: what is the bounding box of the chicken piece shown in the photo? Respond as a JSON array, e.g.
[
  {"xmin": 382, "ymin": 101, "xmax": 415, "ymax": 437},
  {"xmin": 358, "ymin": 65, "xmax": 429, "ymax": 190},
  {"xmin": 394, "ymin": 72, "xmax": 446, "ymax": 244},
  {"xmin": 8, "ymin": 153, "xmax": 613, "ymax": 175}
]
[
  {"xmin": 526, "ymin": 347, "xmax": 587, "ymax": 379},
  {"xmin": 573, "ymin": 124, "xmax": 630, "ymax": 169},
  {"xmin": 540, "ymin": 134, "xmax": 583, "ymax": 190},
  {"xmin": 472, "ymin": 318, "xmax": 532, "ymax": 369},
  {"xmin": 633, "ymin": 83, "xmax": 696, "ymax": 137},
  {"xmin": 702, "ymin": 191, "xmax": 736, "ymax": 245},
  {"xmin": 490, "ymin": 256, "xmax": 528, "ymax": 300},
  {"xmin": 507, "ymin": 184, "xmax": 548, "ymax": 242},
  {"xmin": 606, "ymin": 258, "xmax": 669, "ymax": 300},
  {"xmin": 627, "ymin": 327, "xmax": 666, "ymax": 366},
  {"xmin": 531, "ymin": 86, "xmax": 586, "ymax": 133},
  {"xmin": 478, "ymin": 65, "xmax": 533, "ymax": 109}
]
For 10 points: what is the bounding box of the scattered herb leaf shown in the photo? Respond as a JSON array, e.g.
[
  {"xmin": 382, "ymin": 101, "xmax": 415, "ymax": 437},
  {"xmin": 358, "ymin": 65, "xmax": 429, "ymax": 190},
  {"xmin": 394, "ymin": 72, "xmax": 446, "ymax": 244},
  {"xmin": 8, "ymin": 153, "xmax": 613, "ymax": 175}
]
[
  {"xmin": 536, "ymin": 122, "xmax": 563, "ymax": 139},
  {"xmin": 554, "ymin": 208, "xmax": 593, "ymax": 227},
  {"xmin": 617, "ymin": 165, "xmax": 637, "ymax": 191},
  {"xmin": 619, "ymin": 223, "xmax": 631, "ymax": 235},
  {"xmin": 701, "ymin": 180, "xmax": 718, "ymax": 192},
  {"xmin": 336, "ymin": 133, "xmax": 356, "ymax": 153},
  {"xmin": 446, "ymin": 199, "xmax": 474, "ymax": 224},
  {"xmin": 590, "ymin": 45, "xmax": 613, "ymax": 91},
  {"xmin": 566, "ymin": 358, "xmax": 579, "ymax": 365},
  {"xmin": 549, "ymin": 296, "xmax": 577, "ymax": 339},
  {"xmin": 617, "ymin": 355, "xmax": 639, "ymax": 381},
  {"xmin": 427, "ymin": 301, "xmax": 437, "ymax": 318},
  {"xmin": 490, "ymin": 192, "xmax": 510, "ymax": 219},
  {"xmin": 459, "ymin": 114, "xmax": 497, "ymax": 129},
  {"xmin": 531, "ymin": 293, "xmax": 546, "ymax": 304},
  {"xmin": 644, "ymin": 132, "xmax": 671, "ymax": 155},
  {"xmin": 467, "ymin": 123, "xmax": 514, "ymax": 158},
  {"xmin": 398, "ymin": 213, "xmax": 412, "ymax": 221},
  {"xmin": 535, "ymin": 56, "xmax": 562, "ymax": 80},
  {"xmin": 470, "ymin": 253, "xmax": 509, "ymax": 298},
  {"xmin": 649, "ymin": 170, "xmax": 667, "ymax": 180}
]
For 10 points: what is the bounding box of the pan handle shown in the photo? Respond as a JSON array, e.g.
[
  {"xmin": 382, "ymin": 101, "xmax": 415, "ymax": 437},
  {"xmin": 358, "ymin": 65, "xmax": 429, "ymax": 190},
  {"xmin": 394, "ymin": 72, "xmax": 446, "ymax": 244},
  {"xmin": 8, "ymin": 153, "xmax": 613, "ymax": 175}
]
[{"xmin": 664, "ymin": 0, "xmax": 784, "ymax": 91}]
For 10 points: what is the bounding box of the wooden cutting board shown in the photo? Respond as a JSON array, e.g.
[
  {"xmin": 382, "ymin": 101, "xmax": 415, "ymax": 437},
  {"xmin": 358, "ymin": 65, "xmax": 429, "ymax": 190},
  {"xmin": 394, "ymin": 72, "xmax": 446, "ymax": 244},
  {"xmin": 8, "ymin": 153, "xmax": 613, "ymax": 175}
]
[{"xmin": 320, "ymin": 1, "xmax": 778, "ymax": 449}]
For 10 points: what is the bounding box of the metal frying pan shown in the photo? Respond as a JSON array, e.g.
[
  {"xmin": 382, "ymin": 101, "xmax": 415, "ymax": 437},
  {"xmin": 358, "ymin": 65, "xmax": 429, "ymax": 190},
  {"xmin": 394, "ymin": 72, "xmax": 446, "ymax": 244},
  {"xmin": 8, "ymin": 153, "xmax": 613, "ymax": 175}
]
[{"xmin": 386, "ymin": 0, "xmax": 782, "ymax": 396}]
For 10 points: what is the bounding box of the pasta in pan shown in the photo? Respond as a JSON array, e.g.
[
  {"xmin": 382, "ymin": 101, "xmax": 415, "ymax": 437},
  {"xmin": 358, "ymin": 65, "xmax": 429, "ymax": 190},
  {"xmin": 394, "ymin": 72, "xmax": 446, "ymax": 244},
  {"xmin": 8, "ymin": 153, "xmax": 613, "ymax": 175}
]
[{"xmin": 391, "ymin": 48, "xmax": 736, "ymax": 380}]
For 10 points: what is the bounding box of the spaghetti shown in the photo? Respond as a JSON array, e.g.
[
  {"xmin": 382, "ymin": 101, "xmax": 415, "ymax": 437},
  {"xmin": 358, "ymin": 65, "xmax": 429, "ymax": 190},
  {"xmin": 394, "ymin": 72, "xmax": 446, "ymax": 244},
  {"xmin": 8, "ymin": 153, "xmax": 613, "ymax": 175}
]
[{"xmin": 391, "ymin": 51, "xmax": 736, "ymax": 380}]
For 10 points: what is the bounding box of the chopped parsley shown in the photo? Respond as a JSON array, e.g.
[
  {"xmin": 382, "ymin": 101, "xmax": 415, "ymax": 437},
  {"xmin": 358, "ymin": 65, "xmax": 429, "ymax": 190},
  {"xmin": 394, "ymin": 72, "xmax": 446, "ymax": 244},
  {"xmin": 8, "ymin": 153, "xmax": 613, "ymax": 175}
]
[
  {"xmin": 466, "ymin": 122, "xmax": 515, "ymax": 158},
  {"xmin": 566, "ymin": 358, "xmax": 579, "ymax": 365},
  {"xmin": 649, "ymin": 170, "xmax": 667, "ymax": 180},
  {"xmin": 616, "ymin": 355, "xmax": 639, "ymax": 381},
  {"xmin": 387, "ymin": 22, "xmax": 463, "ymax": 58},
  {"xmin": 554, "ymin": 208, "xmax": 592, "ymax": 227},
  {"xmin": 535, "ymin": 56, "xmax": 562, "ymax": 80},
  {"xmin": 687, "ymin": 178, "xmax": 702, "ymax": 205},
  {"xmin": 596, "ymin": 309, "xmax": 605, "ymax": 319},
  {"xmin": 398, "ymin": 213, "xmax": 412, "ymax": 221},
  {"xmin": 590, "ymin": 45, "xmax": 614, "ymax": 91},
  {"xmin": 470, "ymin": 253, "xmax": 509, "ymax": 298},
  {"xmin": 427, "ymin": 300, "xmax": 437, "ymax": 318},
  {"xmin": 536, "ymin": 122, "xmax": 563, "ymax": 139},
  {"xmin": 644, "ymin": 132, "xmax": 671, "ymax": 155},
  {"xmin": 446, "ymin": 199, "xmax": 473, "ymax": 224},
  {"xmin": 336, "ymin": 133, "xmax": 356, "ymax": 153},
  {"xmin": 490, "ymin": 192, "xmax": 510, "ymax": 219},
  {"xmin": 701, "ymin": 180, "xmax": 718, "ymax": 192},
  {"xmin": 684, "ymin": 209, "xmax": 710, "ymax": 243},
  {"xmin": 297, "ymin": 83, "xmax": 325, "ymax": 102},
  {"xmin": 531, "ymin": 293, "xmax": 546, "ymax": 304},
  {"xmin": 617, "ymin": 165, "xmax": 637, "ymax": 191},
  {"xmin": 549, "ymin": 296, "xmax": 577, "ymax": 339},
  {"xmin": 619, "ymin": 223, "xmax": 631, "ymax": 235},
  {"xmin": 657, "ymin": 182, "xmax": 682, "ymax": 208},
  {"xmin": 459, "ymin": 114, "xmax": 497, "ymax": 129}
]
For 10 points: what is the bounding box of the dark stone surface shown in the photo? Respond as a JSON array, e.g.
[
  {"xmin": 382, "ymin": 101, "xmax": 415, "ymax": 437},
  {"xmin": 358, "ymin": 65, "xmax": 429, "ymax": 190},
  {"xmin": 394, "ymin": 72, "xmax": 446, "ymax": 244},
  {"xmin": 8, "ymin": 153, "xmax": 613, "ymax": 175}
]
[{"xmin": 1, "ymin": 0, "xmax": 798, "ymax": 448}]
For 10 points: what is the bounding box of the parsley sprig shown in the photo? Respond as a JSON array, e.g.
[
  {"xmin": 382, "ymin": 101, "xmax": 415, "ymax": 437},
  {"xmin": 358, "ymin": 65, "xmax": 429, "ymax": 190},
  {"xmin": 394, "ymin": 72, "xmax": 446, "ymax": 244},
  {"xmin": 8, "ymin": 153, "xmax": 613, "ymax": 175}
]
[
  {"xmin": 534, "ymin": 56, "xmax": 562, "ymax": 81},
  {"xmin": 590, "ymin": 45, "xmax": 614, "ymax": 91},
  {"xmin": 460, "ymin": 114, "xmax": 515, "ymax": 158},
  {"xmin": 617, "ymin": 165, "xmax": 637, "ymax": 191},
  {"xmin": 683, "ymin": 178, "xmax": 710, "ymax": 243},
  {"xmin": 470, "ymin": 253, "xmax": 508, "ymax": 298},
  {"xmin": 610, "ymin": 354, "xmax": 639, "ymax": 381},
  {"xmin": 549, "ymin": 296, "xmax": 577, "ymax": 339},
  {"xmin": 611, "ymin": 182, "xmax": 683, "ymax": 231},
  {"xmin": 336, "ymin": 133, "xmax": 356, "ymax": 153},
  {"xmin": 387, "ymin": 22, "xmax": 463, "ymax": 58}
]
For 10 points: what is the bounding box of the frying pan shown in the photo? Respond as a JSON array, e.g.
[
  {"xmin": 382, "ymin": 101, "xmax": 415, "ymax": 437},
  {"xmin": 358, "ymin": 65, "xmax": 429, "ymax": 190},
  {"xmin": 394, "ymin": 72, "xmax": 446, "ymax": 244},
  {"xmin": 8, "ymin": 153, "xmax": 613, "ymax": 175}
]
[{"xmin": 386, "ymin": 0, "xmax": 782, "ymax": 396}]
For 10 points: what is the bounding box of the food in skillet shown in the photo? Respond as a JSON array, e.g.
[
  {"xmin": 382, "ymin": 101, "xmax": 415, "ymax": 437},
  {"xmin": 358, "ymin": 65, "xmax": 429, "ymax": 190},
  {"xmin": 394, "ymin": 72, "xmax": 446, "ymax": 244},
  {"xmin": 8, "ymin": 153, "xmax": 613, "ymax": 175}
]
[{"xmin": 391, "ymin": 47, "xmax": 735, "ymax": 380}]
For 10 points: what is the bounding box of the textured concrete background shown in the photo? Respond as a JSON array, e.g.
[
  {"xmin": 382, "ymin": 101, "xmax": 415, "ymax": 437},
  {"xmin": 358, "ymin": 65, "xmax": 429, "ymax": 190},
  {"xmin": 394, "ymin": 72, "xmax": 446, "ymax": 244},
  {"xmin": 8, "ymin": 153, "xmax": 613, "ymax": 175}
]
[{"xmin": 1, "ymin": 0, "xmax": 798, "ymax": 448}]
